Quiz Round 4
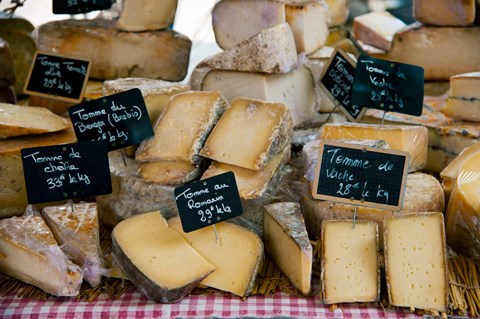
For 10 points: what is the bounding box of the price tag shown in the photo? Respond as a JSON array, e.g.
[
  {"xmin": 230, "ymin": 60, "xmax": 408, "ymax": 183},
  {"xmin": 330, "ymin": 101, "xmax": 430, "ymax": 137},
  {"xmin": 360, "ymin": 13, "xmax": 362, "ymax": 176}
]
[
  {"xmin": 320, "ymin": 47, "xmax": 365, "ymax": 122},
  {"xmin": 52, "ymin": 0, "xmax": 114, "ymax": 14},
  {"xmin": 21, "ymin": 141, "xmax": 112, "ymax": 204},
  {"xmin": 68, "ymin": 88, "xmax": 154, "ymax": 151},
  {"xmin": 24, "ymin": 52, "xmax": 91, "ymax": 103},
  {"xmin": 351, "ymin": 54, "xmax": 424, "ymax": 116},
  {"xmin": 174, "ymin": 172, "xmax": 243, "ymax": 233},
  {"xmin": 312, "ymin": 141, "xmax": 409, "ymax": 211}
]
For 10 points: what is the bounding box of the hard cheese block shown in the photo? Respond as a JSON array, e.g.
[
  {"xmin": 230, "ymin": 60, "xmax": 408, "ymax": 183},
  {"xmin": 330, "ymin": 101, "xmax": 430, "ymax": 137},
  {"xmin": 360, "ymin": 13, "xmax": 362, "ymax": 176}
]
[
  {"xmin": 324, "ymin": 0, "xmax": 349, "ymax": 26},
  {"xmin": 42, "ymin": 202, "xmax": 105, "ymax": 287},
  {"xmin": 442, "ymin": 72, "xmax": 480, "ymax": 122},
  {"xmin": 321, "ymin": 220, "xmax": 379, "ymax": 304},
  {"xmin": 0, "ymin": 213, "xmax": 83, "ymax": 296},
  {"xmin": 413, "ymin": 0, "xmax": 476, "ymax": 26},
  {"xmin": 169, "ymin": 217, "xmax": 264, "ymax": 297},
  {"xmin": 36, "ymin": 19, "xmax": 191, "ymax": 81},
  {"xmin": 200, "ymin": 97, "xmax": 292, "ymax": 171},
  {"xmin": 0, "ymin": 38, "xmax": 15, "ymax": 87},
  {"xmin": 117, "ymin": 0, "xmax": 178, "ymax": 32},
  {"xmin": 318, "ymin": 123, "xmax": 428, "ymax": 172},
  {"xmin": 263, "ymin": 202, "xmax": 312, "ymax": 296},
  {"xmin": 138, "ymin": 160, "xmax": 203, "ymax": 185},
  {"xmin": 0, "ymin": 103, "xmax": 69, "ymax": 139},
  {"xmin": 384, "ymin": 213, "xmax": 448, "ymax": 312}
]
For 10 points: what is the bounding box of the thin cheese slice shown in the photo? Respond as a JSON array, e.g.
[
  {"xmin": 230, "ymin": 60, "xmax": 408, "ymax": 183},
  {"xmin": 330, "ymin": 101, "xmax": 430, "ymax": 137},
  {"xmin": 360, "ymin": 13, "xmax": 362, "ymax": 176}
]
[
  {"xmin": 414, "ymin": 0, "xmax": 475, "ymax": 26},
  {"xmin": 442, "ymin": 72, "xmax": 480, "ymax": 122},
  {"xmin": 117, "ymin": 0, "xmax": 177, "ymax": 31},
  {"xmin": 138, "ymin": 160, "xmax": 202, "ymax": 185}
]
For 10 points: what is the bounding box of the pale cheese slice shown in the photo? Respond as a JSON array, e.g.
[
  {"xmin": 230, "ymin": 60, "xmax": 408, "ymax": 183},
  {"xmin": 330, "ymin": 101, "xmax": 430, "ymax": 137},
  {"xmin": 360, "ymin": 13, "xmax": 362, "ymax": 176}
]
[
  {"xmin": 414, "ymin": 0, "xmax": 475, "ymax": 26},
  {"xmin": 117, "ymin": 0, "xmax": 177, "ymax": 32},
  {"xmin": 138, "ymin": 160, "xmax": 202, "ymax": 185},
  {"xmin": 442, "ymin": 72, "xmax": 480, "ymax": 122}
]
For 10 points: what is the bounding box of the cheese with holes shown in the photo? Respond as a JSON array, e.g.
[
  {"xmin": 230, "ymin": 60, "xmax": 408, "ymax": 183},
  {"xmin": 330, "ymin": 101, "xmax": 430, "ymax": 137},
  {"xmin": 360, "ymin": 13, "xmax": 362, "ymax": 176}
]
[
  {"xmin": 0, "ymin": 39, "xmax": 15, "ymax": 87},
  {"xmin": 414, "ymin": 0, "xmax": 475, "ymax": 26},
  {"xmin": 199, "ymin": 23, "xmax": 297, "ymax": 74},
  {"xmin": 0, "ymin": 214, "xmax": 83, "ymax": 296},
  {"xmin": 117, "ymin": 0, "xmax": 177, "ymax": 31},
  {"xmin": 112, "ymin": 212, "xmax": 215, "ymax": 303},
  {"xmin": 325, "ymin": 0, "xmax": 348, "ymax": 26},
  {"xmin": 384, "ymin": 213, "xmax": 448, "ymax": 312},
  {"xmin": 445, "ymin": 152, "xmax": 480, "ymax": 260},
  {"xmin": 136, "ymin": 91, "xmax": 229, "ymax": 164},
  {"xmin": 322, "ymin": 220, "xmax": 379, "ymax": 304},
  {"xmin": 42, "ymin": 202, "xmax": 105, "ymax": 287},
  {"xmin": 139, "ymin": 161, "xmax": 203, "ymax": 185},
  {"xmin": 318, "ymin": 123, "xmax": 428, "ymax": 172},
  {"xmin": 442, "ymin": 72, "xmax": 480, "ymax": 122},
  {"xmin": 169, "ymin": 217, "xmax": 263, "ymax": 297},
  {"xmin": 200, "ymin": 97, "xmax": 292, "ymax": 170},
  {"xmin": 36, "ymin": 19, "xmax": 191, "ymax": 81},
  {"xmin": 352, "ymin": 11, "xmax": 405, "ymax": 51},
  {"xmin": 264, "ymin": 202, "xmax": 312, "ymax": 295},
  {"xmin": 103, "ymin": 78, "xmax": 189, "ymax": 124}
]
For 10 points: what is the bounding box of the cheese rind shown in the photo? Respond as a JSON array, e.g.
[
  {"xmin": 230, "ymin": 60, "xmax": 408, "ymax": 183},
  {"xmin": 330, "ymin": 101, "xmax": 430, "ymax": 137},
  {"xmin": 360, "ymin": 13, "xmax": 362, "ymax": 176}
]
[
  {"xmin": 442, "ymin": 72, "xmax": 480, "ymax": 122},
  {"xmin": 117, "ymin": 0, "xmax": 178, "ymax": 32},
  {"xmin": 414, "ymin": 0, "xmax": 475, "ymax": 26}
]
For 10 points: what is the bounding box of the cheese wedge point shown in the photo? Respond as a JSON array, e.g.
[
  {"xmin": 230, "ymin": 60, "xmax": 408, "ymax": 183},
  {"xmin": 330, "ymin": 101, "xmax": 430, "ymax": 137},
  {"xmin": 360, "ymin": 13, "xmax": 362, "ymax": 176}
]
[
  {"xmin": 442, "ymin": 72, "xmax": 480, "ymax": 122},
  {"xmin": 117, "ymin": 0, "xmax": 178, "ymax": 32}
]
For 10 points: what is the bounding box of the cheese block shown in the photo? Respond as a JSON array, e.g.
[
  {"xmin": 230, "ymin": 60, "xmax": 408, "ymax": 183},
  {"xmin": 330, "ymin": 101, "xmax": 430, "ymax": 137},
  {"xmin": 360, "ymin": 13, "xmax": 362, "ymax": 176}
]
[
  {"xmin": 0, "ymin": 39, "xmax": 15, "ymax": 87},
  {"xmin": 318, "ymin": 123, "xmax": 428, "ymax": 172},
  {"xmin": 200, "ymin": 97, "xmax": 292, "ymax": 171},
  {"xmin": 102, "ymin": 78, "xmax": 189, "ymax": 124},
  {"xmin": 198, "ymin": 23, "xmax": 297, "ymax": 74},
  {"xmin": 414, "ymin": 0, "xmax": 475, "ymax": 26},
  {"xmin": 36, "ymin": 19, "xmax": 191, "ymax": 81},
  {"xmin": 112, "ymin": 212, "xmax": 215, "ymax": 303},
  {"xmin": 117, "ymin": 0, "xmax": 178, "ymax": 32},
  {"xmin": 387, "ymin": 23, "xmax": 480, "ymax": 81},
  {"xmin": 442, "ymin": 72, "xmax": 480, "ymax": 122},
  {"xmin": 42, "ymin": 202, "xmax": 105, "ymax": 287},
  {"xmin": 445, "ymin": 151, "xmax": 480, "ymax": 260},
  {"xmin": 321, "ymin": 220, "xmax": 379, "ymax": 304},
  {"xmin": 136, "ymin": 91, "xmax": 229, "ymax": 164},
  {"xmin": 139, "ymin": 160, "xmax": 203, "ymax": 185},
  {"xmin": 325, "ymin": 0, "xmax": 349, "ymax": 26},
  {"xmin": 263, "ymin": 202, "xmax": 312, "ymax": 296},
  {"xmin": 169, "ymin": 217, "xmax": 264, "ymax": 297},
  {"xmin": 384, "ymin": 213, "xmax": 448, "ymax": 312},
  {"xmin": 0, "ymin": 214, "xmax": 83, "ymax": 296},
  {"xmin": 0, "ymin": 103, "xmax": 69, "ymax": 139},
  {"xmin": 197, "ymin": 66, "xmax": 319, "ymax": 127},
  {"xmin": 352, "ymin": 11, "xmax": 406, "ymax": 51},
  {"xmin": 202, "ymin": 146, "xmax": 291, "ymax": 199},
  {"xmin": 301, "ymin": 172, "xmax": 445, "ymax": 246}
]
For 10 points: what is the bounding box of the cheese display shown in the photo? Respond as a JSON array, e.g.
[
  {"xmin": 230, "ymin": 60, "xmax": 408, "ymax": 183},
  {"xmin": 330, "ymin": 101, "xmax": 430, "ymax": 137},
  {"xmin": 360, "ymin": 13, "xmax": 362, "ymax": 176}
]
[
  {"xmin": 117, "ymin": 0, "xmax": 178, "ymax": 32},
  {"xmin": 168, "ymin": 217, "xmax": 264, "ymax": 297},
  {"xmin": 36, "ymin": 19, "xmax": 192, "ymax": 81},
  {"xmin": 321, "ymin": 220, "xmax": 379, "ymax": 304},
  {"xmin": 102, "ymin": 78, "xmax": 189, "ymax": 124},
  {"xmin": 0, "ymin": 39, "xmax": 15, "ymax": 87},
  {"xmin": 138, "ymin": 160, "xmax": 203, "ymax": 185},
  {"xmin": 198, "ymin": 23, "xmax": 297, "ymax": 74},
  {"xmin": 0, "ymin": 213, "xmax": 83, "ymax": 296},
  {"xmin": 324, "ymin": 0, "xmax": 349, "ymax": 26},
  {"xmin": 200, "ymin": 97, "xmax": 292, "ymax": 171},
  {"xmin": 318, "ymin": 123, "xmax": 428, "ymax": 172},
  {"xmin": 42, "ymin": 202, "xmax": 105, "ymax": 287},
  {"xmin": 112, "ymin": 212, "xmax": 215, "ymax": 303},
  {"xmin": 413, "ymin": 0, "xmax": 476, "ymax": 26},
  {"xmin": 0, "ymin": 103, "xmax": 69, "ymax": 139},
  {"xmin": 442, "ymin": 72, "xmax": 480, "ymax": 122},
  {"xmin": 384, "ymin": 213, "xmax": 448, "ymax": 312},
  {"xmin": 263, "ymin": 202, "xmax": 312, "ymax": 296}
]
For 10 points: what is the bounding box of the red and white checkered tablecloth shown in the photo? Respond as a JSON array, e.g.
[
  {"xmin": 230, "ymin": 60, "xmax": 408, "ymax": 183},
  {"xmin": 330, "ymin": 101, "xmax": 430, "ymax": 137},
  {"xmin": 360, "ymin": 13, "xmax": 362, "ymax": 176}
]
[{"xmin": 0, "ymin": 289, "xmax": 424, "ymax": 319}]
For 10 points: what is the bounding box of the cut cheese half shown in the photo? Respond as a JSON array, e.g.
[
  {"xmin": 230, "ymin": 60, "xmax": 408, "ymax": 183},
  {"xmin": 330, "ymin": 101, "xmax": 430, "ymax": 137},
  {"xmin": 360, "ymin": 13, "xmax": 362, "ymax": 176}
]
[
  {"xmin": 117, "ymin": 0, "xmax": 178, "ymax": 31},
  {"xmin": 442, "ymin": 72, "xmax": 480, "ymax": 122}
]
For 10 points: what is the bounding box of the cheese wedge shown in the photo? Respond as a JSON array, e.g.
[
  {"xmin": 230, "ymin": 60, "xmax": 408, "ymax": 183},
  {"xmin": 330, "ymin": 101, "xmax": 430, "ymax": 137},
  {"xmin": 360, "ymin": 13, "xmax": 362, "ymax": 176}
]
[
  {"xmin": 384, "ymin": 213, "xmax": 448, "ymax": 312},
  {"xmin": 264, "ymin": 202, "xmax": 312, "ymax": 295},
  {"xmin": 325, "ymin": 0, "xmax": 349, "ymax": 26},
  {"xmin": 0, "ymin": 214, "xmax": 83, "ymax": 296},
  {"xmin": 321, "ymin": 220, "xmax": 379, "ymax": 304},
  {"xmin": 0, "ymin": 39, "xmax": 15, "ymax": 87},
  {"xmin": 139, "ymin": 160, "xmax": 202, "ymax": 185},
  {"xmin": 136, "ymin": 91, "xmax": 229, "ymax": 164},
  {"xmin": 200, "ymin": 97, "xmax": 292, "ymax": 171},
  {"xmin": 442, "ymin": 72, "xmax": 480, "ymax": 122},
  {"xmin": 169, "ymin": 217, "xmax": 264, "ymax": 297},
  {"xmin": 117, "ymin": 0, "xmax": 178, "ymax": 32},
  {"xmin": 42, "ymin": 202, "xmax": 105, "ymax": 287},
  {"xmin": 36, "ymin": 19, "xmax": 191, "ymax": 81},
  {"xmin": 414, "ymin": 0, "xmax": 475, "ymax": 26},
  {"xmin": 112, "ymin": 212, "xmax": 215, "ymax": 303}
]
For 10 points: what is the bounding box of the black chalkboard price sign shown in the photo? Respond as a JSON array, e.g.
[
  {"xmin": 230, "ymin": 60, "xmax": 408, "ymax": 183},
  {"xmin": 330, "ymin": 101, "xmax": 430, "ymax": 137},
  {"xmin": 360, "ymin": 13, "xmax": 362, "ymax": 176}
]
[
  {"xmin": 68, "ymin": 88, "xmax": 154, "ymax": 151},
  {"xmin": 312, "ymin": 141, "xmax": 410, "ymax": 211},
  {"xmin": 24, "ymin": 51, "xmax": 91, "ymax": 103},
  {"xmin": 174, "ymin": 172, "xmax": 243, "ymax": 233},
  {"xmin": 21, "ymin": 141, "xmax": 112, "ymax": 204},
  {"xmin": 320, "ymin": 47, "xmax": 365, "ymax": 122},
  {"xmin": 351, "ymin": 54, "xmax": 424, "ymax": 116},
  {"xmin": 52, "ymin": 0, "xmax": 114, "ymax": 14}
]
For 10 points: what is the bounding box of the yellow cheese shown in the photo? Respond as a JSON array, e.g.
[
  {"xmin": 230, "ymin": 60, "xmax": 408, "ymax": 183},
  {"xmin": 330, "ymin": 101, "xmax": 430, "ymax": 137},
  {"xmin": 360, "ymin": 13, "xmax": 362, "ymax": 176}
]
[
  {"xmin": 200, "ymin": 97, "xmax": 292, "ymax": 171},
  {"xmin": 117, "ymin": 0, "xmax": 177, "ymax": 32},
  {"xmin": 138, "ymin": 160, "xmax": 202, "ymax": 185},
  {"xmin": 442, "ymin": 72, "xmax": 480, "ymax": 122},
  {"xmin": 324, "ymin": 0, "xmax": 349, "ymax": 26},
  {"xmin": 263, "ymin": 202, "xmax": 312, "ymax": 295},
  {"xmin": 168, "ymin": 217, "xmax": 263, "ymax": 297},
  {"xmin": 384, "ymin": 213, "xmax": 448, "ymax": 312},
  {"xmin": 321, "ymin": 220, "xmax": 379, "ymax": 304},
  {"xmin": 414, "ymin": 0, "xmax": 475, "ymax": 26},
  {"xmin": 112, "ymin": 212, "xmax": 215, "ymax": 303}
]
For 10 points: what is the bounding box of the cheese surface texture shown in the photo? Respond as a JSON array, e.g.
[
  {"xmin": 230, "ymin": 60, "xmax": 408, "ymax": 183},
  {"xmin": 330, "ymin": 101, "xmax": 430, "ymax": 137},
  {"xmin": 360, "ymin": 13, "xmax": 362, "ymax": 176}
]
[
  {"xmin": 352, "ymin": 11, "xmax": 405, "ymax": 51},
  {"xmin": 413, "ymin": 0, "xmax": 475, "ymax": 26},
  {"xmin": 442, "ymin": 72, "xmax": 480, "ymax": 122},
  {"xmin": 138, "ymin": 161, "xmax": 202, "ymax": 185},
  {"xmin": 117, "ymin": 0, "xmax": 177, "ymax": 31}
]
